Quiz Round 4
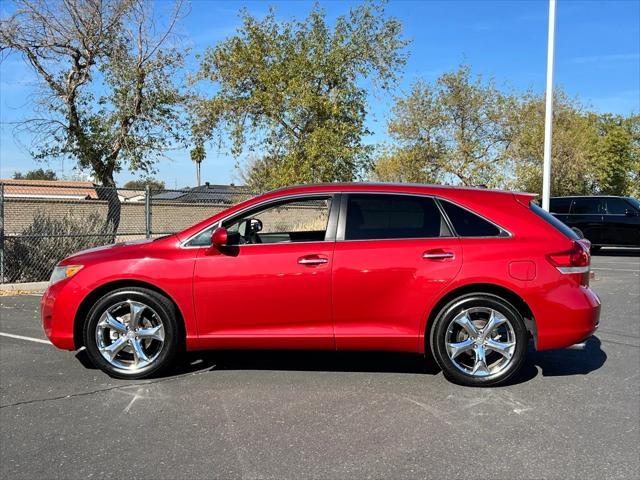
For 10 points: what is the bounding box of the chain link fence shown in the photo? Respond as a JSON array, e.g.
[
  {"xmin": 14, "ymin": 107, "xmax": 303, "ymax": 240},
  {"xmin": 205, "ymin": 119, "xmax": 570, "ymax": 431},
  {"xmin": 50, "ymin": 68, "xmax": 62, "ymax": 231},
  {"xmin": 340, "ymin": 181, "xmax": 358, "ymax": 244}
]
[{"xmin": 0, "ymin": 181, "xmax": 258, "ymax": 284}]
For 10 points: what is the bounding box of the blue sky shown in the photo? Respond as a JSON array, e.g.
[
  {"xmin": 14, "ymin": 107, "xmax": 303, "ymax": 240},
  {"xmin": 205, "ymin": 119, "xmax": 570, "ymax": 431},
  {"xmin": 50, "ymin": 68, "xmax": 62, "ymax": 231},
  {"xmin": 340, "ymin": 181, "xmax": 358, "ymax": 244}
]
[{"xmin": 1, "ymin": 0, "xmax": 638, "ymax": 187}]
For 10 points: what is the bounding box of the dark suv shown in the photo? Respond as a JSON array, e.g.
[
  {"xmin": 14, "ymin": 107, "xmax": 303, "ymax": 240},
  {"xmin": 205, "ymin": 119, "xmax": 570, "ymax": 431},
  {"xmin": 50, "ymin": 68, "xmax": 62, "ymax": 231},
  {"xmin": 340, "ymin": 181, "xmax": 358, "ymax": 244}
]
[{"xmin": 549, "ymin": 196, "xmax": 640, "ymax": 249}]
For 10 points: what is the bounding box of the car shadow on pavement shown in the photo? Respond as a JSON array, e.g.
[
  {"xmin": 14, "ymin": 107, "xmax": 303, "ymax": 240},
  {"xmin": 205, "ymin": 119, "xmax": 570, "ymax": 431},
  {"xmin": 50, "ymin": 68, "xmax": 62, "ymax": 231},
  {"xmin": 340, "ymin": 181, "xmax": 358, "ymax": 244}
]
[
  {"xmin": 512, "ymin": 336, "xmax": 607, "ymax": 384},
  {"xmin": 74, "ymin": 336, "xmax": 607, "ymax": 384}
]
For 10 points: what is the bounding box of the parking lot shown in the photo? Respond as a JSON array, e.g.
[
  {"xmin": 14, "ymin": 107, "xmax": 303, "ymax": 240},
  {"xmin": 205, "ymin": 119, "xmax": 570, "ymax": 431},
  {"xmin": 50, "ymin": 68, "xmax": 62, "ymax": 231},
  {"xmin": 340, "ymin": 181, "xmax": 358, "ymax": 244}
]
[{"xmin": 1, "ymin": 251, "xmax": 638, "ymax": 480}]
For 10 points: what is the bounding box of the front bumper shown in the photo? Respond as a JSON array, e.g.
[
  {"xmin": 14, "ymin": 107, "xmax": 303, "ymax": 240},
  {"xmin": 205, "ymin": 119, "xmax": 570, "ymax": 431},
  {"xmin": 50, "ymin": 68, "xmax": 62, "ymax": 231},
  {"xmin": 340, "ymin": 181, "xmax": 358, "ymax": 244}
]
[{"xmin": 41, "ymin": 278, "xmax": 87, "ymax": 350}]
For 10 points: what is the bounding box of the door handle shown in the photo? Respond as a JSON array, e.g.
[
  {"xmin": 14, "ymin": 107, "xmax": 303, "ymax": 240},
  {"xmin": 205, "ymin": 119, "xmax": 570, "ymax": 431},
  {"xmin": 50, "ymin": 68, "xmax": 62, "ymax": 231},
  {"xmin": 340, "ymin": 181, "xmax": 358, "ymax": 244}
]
[
  {"xmin": 423, "ymin": 250, "xmax": 455, "ymax": 260},
  {"xmin": 298, "ymin": 255, "xmax": 329, "ymax": 265}
]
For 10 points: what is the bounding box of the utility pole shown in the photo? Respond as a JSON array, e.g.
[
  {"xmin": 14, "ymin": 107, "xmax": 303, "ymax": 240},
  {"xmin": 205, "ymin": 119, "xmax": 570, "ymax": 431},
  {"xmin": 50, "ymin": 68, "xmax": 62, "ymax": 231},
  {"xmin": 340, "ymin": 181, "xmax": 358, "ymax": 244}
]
[{"xmin": 542, "ymin": 0, "xmax": 556, "ymax": 211}]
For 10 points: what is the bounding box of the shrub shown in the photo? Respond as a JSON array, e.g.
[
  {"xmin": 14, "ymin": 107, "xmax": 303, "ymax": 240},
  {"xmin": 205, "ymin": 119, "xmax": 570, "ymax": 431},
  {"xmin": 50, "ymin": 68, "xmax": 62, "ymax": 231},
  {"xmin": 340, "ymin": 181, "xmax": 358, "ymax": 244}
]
[{"xmin": 3, "ymin": 211, "xmax": 107, "ymax": 283}]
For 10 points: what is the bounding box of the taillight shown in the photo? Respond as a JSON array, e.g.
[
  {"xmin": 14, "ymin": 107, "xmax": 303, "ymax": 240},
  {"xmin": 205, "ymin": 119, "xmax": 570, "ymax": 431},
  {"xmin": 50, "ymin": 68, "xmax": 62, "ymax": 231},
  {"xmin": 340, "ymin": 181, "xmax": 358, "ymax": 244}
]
[{"xmin": 547, "ymin": 241, "xmax": 591, "ymax": 286}]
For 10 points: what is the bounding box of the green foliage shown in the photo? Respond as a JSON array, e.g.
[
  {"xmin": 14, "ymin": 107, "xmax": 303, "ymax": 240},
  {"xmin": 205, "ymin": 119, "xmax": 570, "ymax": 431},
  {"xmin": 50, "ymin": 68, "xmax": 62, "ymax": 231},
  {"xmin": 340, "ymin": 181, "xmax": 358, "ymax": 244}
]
[
  {"xmin": 122, "ymin": 177, "xmax": 166, "ymax": 190},
  {"xmin": 508, "ymin": 94, "xmax": 639, "ymax": 197},
  {"xmin": 376, "ymin": 65, "xmax": 638, "ymax": 197},
  {"xmin": 195, "ymin": 1, "xmax": 408, "ymax": 190},
  {"xmin": 375, "ymin": 65, "xmax": 515, "ymax": 187},
  {"xmin": 12, "ymin": 168, "xmax": 58, "ymax": 181},
  {"xmin": 4, "ymin": 212, "xmax": 106, "ymax": 283}
]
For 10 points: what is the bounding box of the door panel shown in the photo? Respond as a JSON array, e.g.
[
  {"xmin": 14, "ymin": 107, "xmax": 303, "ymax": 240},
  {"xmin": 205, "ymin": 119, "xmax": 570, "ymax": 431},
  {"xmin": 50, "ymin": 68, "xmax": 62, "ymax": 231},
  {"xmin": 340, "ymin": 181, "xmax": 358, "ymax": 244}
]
[
  {"xmin": 332, "ymin": 238, "xmax": 462, "ymax": 352},
  {"xmin": 567, "ymin": 198, "xmax": 605, "ymax": 244},
  {"xmin": 193, "ymin": 242, "xmax": 334, "ymax": 349}
]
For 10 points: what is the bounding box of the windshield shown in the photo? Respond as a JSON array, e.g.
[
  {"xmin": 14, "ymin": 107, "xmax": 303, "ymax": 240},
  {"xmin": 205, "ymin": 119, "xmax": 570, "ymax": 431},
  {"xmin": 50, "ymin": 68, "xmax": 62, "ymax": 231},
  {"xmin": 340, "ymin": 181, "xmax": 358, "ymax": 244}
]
[{"xmin": 626, "ymin": 197, "xmax": 640, "ymax": 210}]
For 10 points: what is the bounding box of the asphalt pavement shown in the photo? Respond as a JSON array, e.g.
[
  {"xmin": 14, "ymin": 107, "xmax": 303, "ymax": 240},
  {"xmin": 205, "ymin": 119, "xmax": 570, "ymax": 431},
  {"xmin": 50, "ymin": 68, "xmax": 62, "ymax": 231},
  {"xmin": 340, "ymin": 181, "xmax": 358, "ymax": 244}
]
[{"xmin": 1, "ymin": 250, "xmax": 639, "ymax": 479}]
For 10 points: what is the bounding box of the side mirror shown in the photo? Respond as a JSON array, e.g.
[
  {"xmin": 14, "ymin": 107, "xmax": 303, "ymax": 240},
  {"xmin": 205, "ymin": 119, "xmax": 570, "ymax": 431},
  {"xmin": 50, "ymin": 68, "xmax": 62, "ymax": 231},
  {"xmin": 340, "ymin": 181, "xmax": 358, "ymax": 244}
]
[{"xmin": 211, "ymin": 227, "xmax": 228, "ymax": 248}]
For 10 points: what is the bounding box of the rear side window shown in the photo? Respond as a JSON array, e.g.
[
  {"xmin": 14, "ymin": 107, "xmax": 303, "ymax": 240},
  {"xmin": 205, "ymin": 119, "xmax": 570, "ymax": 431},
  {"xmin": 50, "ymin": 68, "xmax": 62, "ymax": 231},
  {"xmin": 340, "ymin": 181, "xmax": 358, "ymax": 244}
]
[
  {"xmin": 549, "ymin": 197, "xmax": 572, "ymax": 214},
  {"xmin": 345, "ymin": 194, "xmax": 451, "ymax": 240},
  {"xmin": 439, "ymin": 200, "xmax": 502, "ymax": 237},
  {"xmin": 530, "ymin": 203, "xmax": 580, "ymax": 240},
  {"xmin": 570, "ymin": 197, "xmax": 603, "ymax": 214}
]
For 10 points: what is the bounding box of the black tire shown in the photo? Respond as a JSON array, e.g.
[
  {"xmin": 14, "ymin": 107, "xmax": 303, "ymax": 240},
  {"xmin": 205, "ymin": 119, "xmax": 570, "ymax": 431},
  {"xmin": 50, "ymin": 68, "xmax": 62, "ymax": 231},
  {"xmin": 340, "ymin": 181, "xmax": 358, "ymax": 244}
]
[
  {"xmin": 430, "ymin": 293, "xmax": 528, "ymax": 387},
  {"xmin": 83, "ymin": 287, "xmax": 180, "ymax": 379}
]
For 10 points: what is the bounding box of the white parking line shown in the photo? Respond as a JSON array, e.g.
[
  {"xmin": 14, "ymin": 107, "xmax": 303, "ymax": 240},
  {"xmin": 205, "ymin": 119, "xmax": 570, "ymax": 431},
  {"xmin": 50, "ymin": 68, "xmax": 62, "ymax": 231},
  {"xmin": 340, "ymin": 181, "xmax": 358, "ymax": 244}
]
[{"xmin": 0, "ymin": 332, "xmax": 51, "ymax": 345}]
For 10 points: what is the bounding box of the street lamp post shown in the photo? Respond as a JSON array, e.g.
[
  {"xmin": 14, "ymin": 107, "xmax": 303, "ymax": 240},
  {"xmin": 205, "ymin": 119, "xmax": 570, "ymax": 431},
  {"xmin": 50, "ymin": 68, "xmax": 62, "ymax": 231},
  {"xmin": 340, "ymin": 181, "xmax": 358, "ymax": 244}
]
[{"xmin": 542, "ymin": 0, "xmax": 557, "ymax": 211}]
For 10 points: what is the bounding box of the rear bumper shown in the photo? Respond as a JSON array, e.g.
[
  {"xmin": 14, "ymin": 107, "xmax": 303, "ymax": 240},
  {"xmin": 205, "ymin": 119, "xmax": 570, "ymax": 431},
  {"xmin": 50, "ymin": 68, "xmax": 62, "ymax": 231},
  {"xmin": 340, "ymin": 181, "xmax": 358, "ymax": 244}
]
[
  {"xmin": 533, "ymin": 285, "xmax": 601, "ymax": 350},
  {"xmin": 41, "ymin": 279, "xmax": 86, "ymax": 350}
]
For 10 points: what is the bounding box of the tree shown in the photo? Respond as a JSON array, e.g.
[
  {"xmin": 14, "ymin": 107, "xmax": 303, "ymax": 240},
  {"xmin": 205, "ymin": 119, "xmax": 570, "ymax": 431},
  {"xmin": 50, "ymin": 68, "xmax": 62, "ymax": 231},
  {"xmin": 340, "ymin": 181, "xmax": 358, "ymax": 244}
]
[
  {"xmin": 588, "ymin": 114, "xmax": 639, "ymax": 197},
  {"xmin": 190, "ymin": 141, "xmax": 205, "ymax": 187},
  {"xmin": 506, "ymin": 93, "xmax": 639, "ymax": 197},
  {"xmin": 12, "ymin": 168, "xmax": 58, "ymax": 180},
  {"xmin": 122, "ymin": 177, "xmax": 165, "ymax": 190},
  {"xmin": 375, "ymin": 65, "xmax": 515, "ymax": 187},
  {"xmin": 1, "ymin": 0, "xmax": 187, "ymax": 235},
  {"xmin": 194, "ymin": 1, "xmax": 408, "ymax": 190}
]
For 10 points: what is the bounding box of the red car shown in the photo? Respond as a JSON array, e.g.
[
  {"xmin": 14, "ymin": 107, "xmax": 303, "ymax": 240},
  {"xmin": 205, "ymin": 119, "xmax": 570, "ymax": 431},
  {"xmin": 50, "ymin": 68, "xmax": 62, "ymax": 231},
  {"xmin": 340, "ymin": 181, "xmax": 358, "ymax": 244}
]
[{"xmin": 41, "ymin": 183, "xmax": 600, "ymax": 387}]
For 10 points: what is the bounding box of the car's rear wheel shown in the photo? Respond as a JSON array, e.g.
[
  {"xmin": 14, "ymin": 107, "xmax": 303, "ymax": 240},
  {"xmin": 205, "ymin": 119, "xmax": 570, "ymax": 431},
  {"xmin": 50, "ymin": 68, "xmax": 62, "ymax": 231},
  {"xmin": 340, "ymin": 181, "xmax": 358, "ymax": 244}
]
[
  {"xmin": 430, "ymin": 293, "xmax": 528, "ymax": 387},
  {"xmin": 83, "ymin": 287, "xmax": 179, "ymax": 379}
]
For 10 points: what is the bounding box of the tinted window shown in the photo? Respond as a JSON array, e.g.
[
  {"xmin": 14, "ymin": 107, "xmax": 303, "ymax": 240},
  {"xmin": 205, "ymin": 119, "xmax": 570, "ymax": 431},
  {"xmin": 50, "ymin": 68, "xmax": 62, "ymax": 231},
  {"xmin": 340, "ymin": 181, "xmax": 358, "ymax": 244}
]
[
  {"xmin": 604, "ymin": 197, "xmax": 632, "ymax": 215},
  {"xmin": 570, "ymin": 197, "xmax": 603, "ymax": 214},
  {"xmin": 345, "ymin": 194, "xmax": 450, "ymax": 240},
  {"xmin": 439, "ymin": 200, "xmax": 502, "ymax": 237},
  {"xmin": 530, "ymin": 203, "xmax": 580, "ymax": 240},
  {"xmin": 549, "ymin": 198, "xmax": 572, "ymax": 214}
]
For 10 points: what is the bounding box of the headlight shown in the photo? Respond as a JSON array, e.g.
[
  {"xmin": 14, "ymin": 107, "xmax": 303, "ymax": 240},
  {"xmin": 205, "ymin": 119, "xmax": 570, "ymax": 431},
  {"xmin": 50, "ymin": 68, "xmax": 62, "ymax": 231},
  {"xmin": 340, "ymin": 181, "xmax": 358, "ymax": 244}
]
[{"xmin": 49, "ymin": 265, "xmax": 83, "ymax": 284}]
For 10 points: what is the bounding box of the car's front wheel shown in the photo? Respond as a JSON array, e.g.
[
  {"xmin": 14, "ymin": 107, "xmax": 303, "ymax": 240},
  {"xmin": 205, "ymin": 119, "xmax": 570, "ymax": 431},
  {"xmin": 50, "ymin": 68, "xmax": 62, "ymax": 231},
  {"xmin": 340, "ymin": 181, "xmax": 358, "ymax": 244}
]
[
  {"xmin": 83, "ymin": 287, "xmax": 179, "ymax": 379},
  {"xmin": 430, "ymin": 293, "xmax": 528, "ymax": 387}
]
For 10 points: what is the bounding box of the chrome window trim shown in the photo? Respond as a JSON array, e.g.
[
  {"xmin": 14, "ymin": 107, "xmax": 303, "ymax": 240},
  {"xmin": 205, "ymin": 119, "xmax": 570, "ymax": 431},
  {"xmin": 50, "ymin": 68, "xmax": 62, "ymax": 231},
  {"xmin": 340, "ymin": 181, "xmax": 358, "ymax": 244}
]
[
  {"xmin": 180, "ymin": 192, "xmax": 336, "ymax": 248},
  {"xmin": 181, "ymin": 189, "xmax": 514, "ymax": 248},
  {"xmin": 336, "ymin": 191, "xmax": 512, "ymax": 242}
]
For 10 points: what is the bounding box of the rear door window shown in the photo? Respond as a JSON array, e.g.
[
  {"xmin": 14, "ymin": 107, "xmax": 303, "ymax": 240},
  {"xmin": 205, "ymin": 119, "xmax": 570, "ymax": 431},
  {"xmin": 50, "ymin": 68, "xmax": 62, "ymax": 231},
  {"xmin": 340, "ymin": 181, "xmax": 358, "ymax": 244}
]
[
  {"xmin": 439, "ymin": 200, "xmax": 503, "ymax": 237},
  {"xmin": 570, "ymin": 198, "xmax": 603, "ymax": 214},
  {"xmin": 344, "ymin": 194, "xmax": 451, "ymax": 240}
]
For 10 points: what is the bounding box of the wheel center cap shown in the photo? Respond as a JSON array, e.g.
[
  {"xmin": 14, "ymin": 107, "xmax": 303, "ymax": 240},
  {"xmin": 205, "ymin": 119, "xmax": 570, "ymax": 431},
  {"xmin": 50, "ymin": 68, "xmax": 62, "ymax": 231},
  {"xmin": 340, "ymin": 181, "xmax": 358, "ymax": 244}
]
[{"xmin": 126, "ymin": 331, "xmax": 135, "ymax": 340}]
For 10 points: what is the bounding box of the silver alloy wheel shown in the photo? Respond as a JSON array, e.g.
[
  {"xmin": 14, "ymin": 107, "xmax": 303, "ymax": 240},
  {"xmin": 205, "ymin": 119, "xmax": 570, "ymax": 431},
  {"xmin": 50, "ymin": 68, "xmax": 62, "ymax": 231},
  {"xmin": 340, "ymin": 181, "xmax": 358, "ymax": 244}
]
[
  {"xmin": 95, "ymin": 300, "xmax": 165, "ymax": 371},
  {"xmin": 444, "ymin": 307, "xmax": 516, "ymax": 377}
]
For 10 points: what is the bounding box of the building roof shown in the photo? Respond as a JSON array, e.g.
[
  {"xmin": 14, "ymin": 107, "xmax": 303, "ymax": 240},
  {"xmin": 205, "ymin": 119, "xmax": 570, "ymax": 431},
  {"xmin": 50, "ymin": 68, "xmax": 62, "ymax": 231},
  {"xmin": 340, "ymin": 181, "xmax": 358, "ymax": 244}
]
[
  {"xmin": 0, "ymin": 179, "xmax": 99, "ymax": 200},
  {"xmin": 152, "ymin": 183, "xmax": 251, "ymax": 204}
]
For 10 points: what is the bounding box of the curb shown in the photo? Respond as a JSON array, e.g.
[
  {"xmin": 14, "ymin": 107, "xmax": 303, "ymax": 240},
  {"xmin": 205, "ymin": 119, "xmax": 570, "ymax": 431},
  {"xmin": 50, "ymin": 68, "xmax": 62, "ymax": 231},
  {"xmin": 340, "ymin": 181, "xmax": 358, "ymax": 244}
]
[{"xmin": 0, "ymin": 281, "xmax": 48, "ymax": 294}]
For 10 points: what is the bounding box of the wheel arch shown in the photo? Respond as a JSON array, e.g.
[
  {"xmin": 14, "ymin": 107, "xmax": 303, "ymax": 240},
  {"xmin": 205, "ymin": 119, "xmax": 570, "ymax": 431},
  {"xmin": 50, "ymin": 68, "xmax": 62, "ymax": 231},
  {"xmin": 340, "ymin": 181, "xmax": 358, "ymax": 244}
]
[
  {"xmin": 73, "ymin": 279, "xmax": 186, "ymax": 349},
  {"xmin": 424, "ymin": 283, "xmax": 536, "ymax": 352}
]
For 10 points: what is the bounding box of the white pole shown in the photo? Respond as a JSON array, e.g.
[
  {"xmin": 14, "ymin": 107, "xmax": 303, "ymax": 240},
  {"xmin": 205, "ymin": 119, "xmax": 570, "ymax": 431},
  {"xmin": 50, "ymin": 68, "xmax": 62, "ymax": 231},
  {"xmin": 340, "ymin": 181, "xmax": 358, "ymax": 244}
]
[{"xmin": 542, "ymin": 0, "xmax": 556, "ymax": 211}]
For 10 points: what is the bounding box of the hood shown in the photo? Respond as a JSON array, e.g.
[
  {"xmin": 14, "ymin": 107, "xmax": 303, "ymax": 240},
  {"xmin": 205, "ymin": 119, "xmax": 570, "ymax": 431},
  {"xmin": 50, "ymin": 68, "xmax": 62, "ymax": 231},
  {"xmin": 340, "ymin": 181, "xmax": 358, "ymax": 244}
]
[{"xmin": 59, "ymin": 237, "xmax": 169, "ymax": 265}]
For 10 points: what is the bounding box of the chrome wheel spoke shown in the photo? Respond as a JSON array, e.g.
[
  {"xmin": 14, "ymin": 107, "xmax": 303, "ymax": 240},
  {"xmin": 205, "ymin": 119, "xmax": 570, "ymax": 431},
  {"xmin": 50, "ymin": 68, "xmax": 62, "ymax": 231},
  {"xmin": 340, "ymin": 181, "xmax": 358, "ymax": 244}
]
[
  {"xmin": 95, "ymin": 300, "xmax": 165, "ymax": 371},
  {"xmin": 99, "ymin": 337, "xmax": 128, "ymax": 361},
  {"xmin": 447, "ymin": 338, "xmax": 475, "ymax": 360},
  {"xmin": 453, "ymin": 313, "xmax": 479, "ymax": 339},
  {"xmin": 130, "ymin": 338, "xmax": 150, "ymax": 366},
  {"xmin": 128, "ymin": 301, "xmax": 145, "ymax": 330},
  {"xmin": 485, "ymin": 338, "xmax": 515, "ymax": 359},
  {"xmin": 137, "ymin": 325, "xmax": 164, "ymax": 342},
  {"xmin": 445, "ymin": 306, "xmax": 517, "ymax": 378},
  {"xmin": 480, "ymin": 310, "xmax": 507, "ymax": 340},
  {"xmin": 471, "ymin": 345, "xmax": 490, "ymax": 376},
  {"xmin": 101, "ymin": 312, "xmax": 128, "ymax": 334}
]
